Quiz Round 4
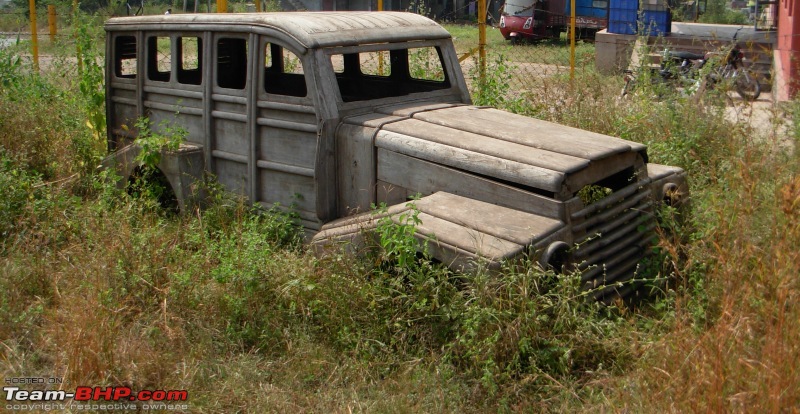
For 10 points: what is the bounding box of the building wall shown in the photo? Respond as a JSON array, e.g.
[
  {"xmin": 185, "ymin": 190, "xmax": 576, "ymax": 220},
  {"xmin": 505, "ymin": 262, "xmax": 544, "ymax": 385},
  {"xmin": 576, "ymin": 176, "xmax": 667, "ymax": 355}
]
[{"xmin": 776, "ymin": 0, "xmax": 800, "ymax": 99}]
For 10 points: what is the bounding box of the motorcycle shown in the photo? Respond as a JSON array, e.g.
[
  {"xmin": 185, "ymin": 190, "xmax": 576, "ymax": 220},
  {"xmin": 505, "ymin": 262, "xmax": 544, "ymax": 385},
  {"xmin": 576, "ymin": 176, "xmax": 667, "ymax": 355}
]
[
  {"xmin": 701, "ymin": 46, "xmax": 761, "ymax": 101},
  {"xmin": 621, "ymin": 37, "xmax": 761, "ymax": 101}
]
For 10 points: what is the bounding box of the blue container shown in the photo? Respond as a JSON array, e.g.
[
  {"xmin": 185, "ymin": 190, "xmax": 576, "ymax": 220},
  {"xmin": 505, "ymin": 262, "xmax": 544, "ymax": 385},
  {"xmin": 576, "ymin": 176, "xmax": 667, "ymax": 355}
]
[
  {"xmin": 608, "ymin": 8, "xmax": 638, "ymax": 24},
  {"xmin": 608, "ymin": 8, "xmax": 638, "ymax": 34},
  {"xmin": 610, "ymin": 0, "xmax": 638, "ymax": 10},
  {"xmin": 608, "ymin": 20, "xmax": 637, "ymax": 34},
  {"xmin": 640, "ymin": 10, "xmax": 671, "ymax": 35},
  {"xmin": 566, "ymin": 0, "xmax": 610, "ymax": 18}
]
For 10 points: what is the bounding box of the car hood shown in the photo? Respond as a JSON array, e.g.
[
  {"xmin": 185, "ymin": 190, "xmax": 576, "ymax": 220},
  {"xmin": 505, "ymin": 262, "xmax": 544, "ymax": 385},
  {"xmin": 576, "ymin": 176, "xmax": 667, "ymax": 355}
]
[{"xmin": 370, "ymin": 103, "xmax": 647, "ymax": 197}]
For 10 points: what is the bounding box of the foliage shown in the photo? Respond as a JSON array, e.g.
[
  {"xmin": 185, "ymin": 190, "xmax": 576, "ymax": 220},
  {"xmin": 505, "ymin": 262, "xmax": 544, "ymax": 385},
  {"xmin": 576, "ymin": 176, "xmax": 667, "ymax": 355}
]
[
  {"xmin": 1, "ymin": 18, "xmax": 799, "ymax": 414},
  {"xmin": 73, "ymin": 12, "xmax": 107, "ymax": 146},
  {"xmin": 0, "ymin": 38, "xmax": 22, "ymax": 89},
  {"xmin": 577, "ymin": 184, "xmax": 612, "ymax": 205},
  {"xmin": 121, "ymin": 117, "xmax": 186, "ymax": 213},
  {"xmin": 0, "ymin": 152, "xmax": 52, "ymax": 240},
  {"xmin": 446, "ymin": 264, "xmax": 632, "ymax": 400},
  {"xmin": 132, "ymin": 117, "xmax": 187, "ymax": 167},
  {"xmin": 468, "ymin": 52, "xmax": 526, "ymax": 112},
  {"xmin": 698, "ymin": 0, "xmax": 750, "ymax": 25},
  {"xmin": 372, "ymin": 199, "xmax": 427, "ymax": 271}
]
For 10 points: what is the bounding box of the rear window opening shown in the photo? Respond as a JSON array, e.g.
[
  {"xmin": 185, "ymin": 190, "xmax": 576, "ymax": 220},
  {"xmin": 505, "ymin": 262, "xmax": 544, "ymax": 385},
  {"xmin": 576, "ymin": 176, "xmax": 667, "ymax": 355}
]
[{"xmin": 114, "ymin": 35, "xmax": 137, "ymax": 78}]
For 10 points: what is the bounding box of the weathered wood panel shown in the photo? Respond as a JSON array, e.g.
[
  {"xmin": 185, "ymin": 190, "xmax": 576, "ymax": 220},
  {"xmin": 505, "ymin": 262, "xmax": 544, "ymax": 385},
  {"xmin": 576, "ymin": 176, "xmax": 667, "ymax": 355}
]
[
  {"xmin": 258, "ymin": 169, "xmax": 316, "ymax": 213},
  {"xmin": 383, "ymin": 119, "xmax": 589, "ymax": 174},
  {"xmin": 413, "ymin": 192, "xmax": 562, "ymax": 246},
  {"xmin": 214, "ymin": 158, "xmax": 248, "ymax": 194},
  {"xmin": 212, "ymin": 107, "xmax": 248, "ymax": 155},
  {"xmin": 336, "ymin": 123, "xmax": 377, "ymax": 216},
  {"xmin": 377, "ymin": 149, "xmax": 565, "ymax": 220},
  {"xmin": 313, "ymin": 192, "xmax": 566, "ymax": 268},
  {"xmin": 412, "ymin": 106, "xmax": 645, "ymax": 160},
  {"xmin": 376, "ymin": 130, "xmax": 565, "ymax": 193}
]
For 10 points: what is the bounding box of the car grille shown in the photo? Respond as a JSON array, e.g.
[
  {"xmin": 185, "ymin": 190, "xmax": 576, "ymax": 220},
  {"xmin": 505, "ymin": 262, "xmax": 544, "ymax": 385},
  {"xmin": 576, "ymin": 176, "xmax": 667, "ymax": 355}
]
[{"xmin": 570, "ymin": 177, "xmax": 656, "ymax": 302}]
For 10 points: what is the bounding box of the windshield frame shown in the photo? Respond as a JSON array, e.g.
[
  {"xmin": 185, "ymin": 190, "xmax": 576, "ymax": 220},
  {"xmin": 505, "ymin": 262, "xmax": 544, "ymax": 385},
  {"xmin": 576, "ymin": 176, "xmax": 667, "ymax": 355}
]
[{"xmin": 321, "ymin": 39, "xmax": 465, "ymax": 112}]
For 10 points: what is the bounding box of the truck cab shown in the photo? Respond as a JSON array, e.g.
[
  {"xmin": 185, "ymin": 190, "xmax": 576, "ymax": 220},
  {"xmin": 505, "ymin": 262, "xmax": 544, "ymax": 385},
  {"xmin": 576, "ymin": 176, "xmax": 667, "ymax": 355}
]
[{"xmin": 105, "ymin": 12, "xmax": 687, "ymax": 300}]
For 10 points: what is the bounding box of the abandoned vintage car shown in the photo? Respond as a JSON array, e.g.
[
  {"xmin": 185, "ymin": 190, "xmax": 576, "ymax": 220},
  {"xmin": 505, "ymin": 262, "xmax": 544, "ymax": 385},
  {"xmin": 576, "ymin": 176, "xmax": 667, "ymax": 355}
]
[{"xmin": 104, "ymin": 12, "xmax": 688, "ymax": 300}]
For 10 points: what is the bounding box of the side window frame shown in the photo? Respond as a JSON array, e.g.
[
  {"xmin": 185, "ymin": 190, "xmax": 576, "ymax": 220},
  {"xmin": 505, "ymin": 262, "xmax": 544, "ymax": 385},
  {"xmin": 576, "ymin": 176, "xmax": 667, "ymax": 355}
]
[
  {"xmin": 146, "ymin": 33, "xmax": 172, "ymax": 83},
  {"xmin": 176, "ymin": 33, "xmax": 204, "ymax": 86},
  {"xmin": 214, "ymin": 34, "xmax": 249, "ymax": 92},
  {"xmin": 112, "ymin": 33, "xmax": 138, "ymax": 81},
  {"xmin": 257, "ymin": 37, "xmax": 312, "ymax": 103}
]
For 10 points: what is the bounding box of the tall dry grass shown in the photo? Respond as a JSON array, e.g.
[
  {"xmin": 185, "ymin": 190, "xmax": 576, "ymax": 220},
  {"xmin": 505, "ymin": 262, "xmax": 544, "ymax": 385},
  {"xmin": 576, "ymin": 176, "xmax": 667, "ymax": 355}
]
[{"xmin": 2, "ymin": 23, "xmax": 799, "ymax": 412}]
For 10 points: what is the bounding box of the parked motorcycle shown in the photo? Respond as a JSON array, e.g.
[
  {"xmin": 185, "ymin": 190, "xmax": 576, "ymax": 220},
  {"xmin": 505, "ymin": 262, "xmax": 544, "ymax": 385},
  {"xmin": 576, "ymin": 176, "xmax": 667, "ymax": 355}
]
[
  {"xmin": 702, "ymin": 46, "xmax": 761, "ymax": 101},
  {"xmin": 621, "ymin": 37, "xmax": 761, "ymax": 101}
]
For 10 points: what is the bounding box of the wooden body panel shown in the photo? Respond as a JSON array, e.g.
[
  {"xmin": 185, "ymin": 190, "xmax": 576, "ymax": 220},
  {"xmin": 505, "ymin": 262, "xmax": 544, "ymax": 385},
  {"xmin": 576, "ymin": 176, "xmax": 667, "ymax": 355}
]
[
  {"xmin": 104, "ymin": 13, "xmax": 689, "ymax": 296},
  {"xmin": 312, "ymin": 192, "xmax": 565, "ymax": 270}
]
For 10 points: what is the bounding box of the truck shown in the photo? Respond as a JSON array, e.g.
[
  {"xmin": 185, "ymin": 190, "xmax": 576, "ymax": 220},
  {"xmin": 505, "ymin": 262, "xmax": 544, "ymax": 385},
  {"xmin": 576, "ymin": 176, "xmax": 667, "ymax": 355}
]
[
  {"xmin": 499, "ymin": 0, "xmax": 608, "ymax": 41},
  {"xmin": 104, "ymin": 11, "xmax": 688, "ymax": 301}
]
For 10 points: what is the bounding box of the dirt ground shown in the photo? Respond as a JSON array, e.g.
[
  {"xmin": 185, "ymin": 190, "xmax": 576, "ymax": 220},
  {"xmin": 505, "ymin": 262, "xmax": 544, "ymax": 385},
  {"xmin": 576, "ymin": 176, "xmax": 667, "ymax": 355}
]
[{"xmin": 723, "ymin": 92, "xmax": 796, "ymax": 151}]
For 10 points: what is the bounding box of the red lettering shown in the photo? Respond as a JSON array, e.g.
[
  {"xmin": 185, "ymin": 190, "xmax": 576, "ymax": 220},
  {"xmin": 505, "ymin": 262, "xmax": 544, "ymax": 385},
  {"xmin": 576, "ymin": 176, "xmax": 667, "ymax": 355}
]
[
  {"xmin": 93, "ymin": 387, "xmax": 113, "ymax": 401},
  {"xmin": 112, "ymin": 388, "xmax": 131, "ymax": 400},
  {"xmin": 167, "ymin": 390, "xmax": 188, "ymax": 401},
  {"xmin": 137, "ymin": 390, "xmax": 151, "ymax": 401},
  {"xmin": 74, "ymin": 387, "xmax": 92, "ymax": 401},
  {"xmin": 151, "ymin": 390, "xmax": 166, "ymax": 401}
]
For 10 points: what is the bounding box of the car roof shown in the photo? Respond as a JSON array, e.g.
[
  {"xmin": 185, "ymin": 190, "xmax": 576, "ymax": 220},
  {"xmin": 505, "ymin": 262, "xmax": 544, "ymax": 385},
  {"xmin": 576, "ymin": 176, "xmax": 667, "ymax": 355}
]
[{"xmin": 105, "ymin": 11, "xmax": 452, "ymax": 49}]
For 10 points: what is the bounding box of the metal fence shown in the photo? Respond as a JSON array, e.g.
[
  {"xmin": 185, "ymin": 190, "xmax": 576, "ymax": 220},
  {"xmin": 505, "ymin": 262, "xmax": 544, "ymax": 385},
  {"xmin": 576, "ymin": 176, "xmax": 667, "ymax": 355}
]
[
  {"xmin": 451, "ymin": 31, "xmax": 591, "ymax": 92},
  {"xmin": 1, "ymin": 4, "xmax": 776, "ymax": 94}
]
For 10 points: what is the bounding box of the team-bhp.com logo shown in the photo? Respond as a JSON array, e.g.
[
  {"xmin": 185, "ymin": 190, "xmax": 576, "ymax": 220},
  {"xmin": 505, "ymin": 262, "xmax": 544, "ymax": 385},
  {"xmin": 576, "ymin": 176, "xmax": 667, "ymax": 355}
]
[{"xmin": 4, "ymin": 379, "xmax": 189, "ymax": 411}]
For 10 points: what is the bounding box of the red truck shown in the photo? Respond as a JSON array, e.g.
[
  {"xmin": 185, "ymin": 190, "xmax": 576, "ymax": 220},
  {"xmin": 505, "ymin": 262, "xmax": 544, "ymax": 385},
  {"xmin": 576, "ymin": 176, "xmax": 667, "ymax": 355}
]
[{"xmin": 499, "ymin": 0, "xmax": 608, "ymax": 41}]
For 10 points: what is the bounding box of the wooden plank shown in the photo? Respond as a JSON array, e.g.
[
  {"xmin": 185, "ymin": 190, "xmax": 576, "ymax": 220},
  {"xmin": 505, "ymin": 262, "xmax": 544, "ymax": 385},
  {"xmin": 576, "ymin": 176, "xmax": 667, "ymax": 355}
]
[
  {"xmin": 376, "ymin": 180, "xmax": 407, "ymax": 208},
  {"xmin": 383, "ymin": 119, "xmax": 589, "ymax": 174},
  {"xmin": 256, "ymin": 160, "xmax": 314, "ymax": 177},
  {"xmin": 258, "ymin": 169, "xmax": 316, "ymax": 213},
  {"xmin": 375, "ymin": 101, "xmax": 459, "ymax": 117},
  {"xmin": 412, "ymin": 212, "xmax": 523, "ymax": 261},
  {"xmin": 343, "ymin": 113, "xmax": 405, "ymax": 129},
  {"xmin": 257, "ymin": 100, "xmax": 317, "ymax": 113},
  {"xmin": 256, "ymin": 118, "xmax": 317, "ymax": 133},
  {"xmin": 314, "ymin": 192, "xmax": 566, "ymax": 267},
  {"xmin": 336, "ymin": 123, "xmax": 377, "ymax": 216},
  {"xmin": 377, "ymin": 150, "xmax": 565, "ymax": 220},
  {"xmin": 376, "ymin": 130, "xmax": 565, "ymax": 193},
  {"xmin": 315, "ymin": 119, "xmax": 337, "ymax": 222},
  {"xmin": 258, "ymin": 126, "xmax": 316, "ymax": 169},
  {"xmin": 412, "ymin": 106, "xmax": 647, "ymax": 159},
  {"xmin": 562, "ymin": 151, "xmax": 641, "ymax": 195},
  {"xmin": 415, "ymin": 192, "xmax": 562, "ymax": 246}
]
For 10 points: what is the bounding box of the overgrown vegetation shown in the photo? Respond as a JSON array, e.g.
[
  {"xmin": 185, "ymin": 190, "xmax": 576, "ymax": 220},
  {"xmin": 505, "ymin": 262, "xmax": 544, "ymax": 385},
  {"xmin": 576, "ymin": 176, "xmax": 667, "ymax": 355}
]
[{"xmin": 1, "ymin": 15, "xmax": 798, "ymax": 413}]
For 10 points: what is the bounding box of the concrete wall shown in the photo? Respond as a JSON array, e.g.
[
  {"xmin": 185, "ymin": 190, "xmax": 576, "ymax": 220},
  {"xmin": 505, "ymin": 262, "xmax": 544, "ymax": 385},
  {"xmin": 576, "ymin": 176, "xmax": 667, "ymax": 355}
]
[{"xmin": 595, "ymin": 29, "xmax": 638, "ymax": 73}]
